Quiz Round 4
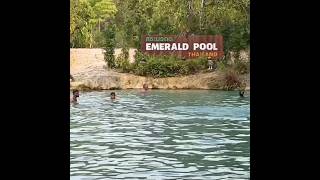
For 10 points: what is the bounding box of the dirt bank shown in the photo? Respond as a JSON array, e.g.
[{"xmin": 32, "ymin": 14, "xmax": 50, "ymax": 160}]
[{"xmin": 70, "ymin": 48, "xmax": 250, "ymax": 90}]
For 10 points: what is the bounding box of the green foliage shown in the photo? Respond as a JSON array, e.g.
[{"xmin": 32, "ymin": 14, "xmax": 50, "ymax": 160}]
[
  {"xmin": 70, "ymin": 0, "xmax": 94, "ymax": 47},
  {"xmin": 217, "ymin": 60, "xmax": 228, "ymax": 72},
  {"xmin": 71, "ymin": 0, "xmax": 250, "ymax": 64},
  {"xmin": 115, "ymin": 54, "xmax": 208, "ymax": 78},
  {"xmin": 222, "ymin": 24, "xmax": 249, "ymax": 58},
  {"xmin": 70, "ymin": 0, "xmax": 117, "ymax": 48},
  {"xmin": 112, "ymin": 0, "xmax": 250, "ymax": 59},
  {"xmin": 71, "ymin": 0, "xmax": 250, "ymax": 55},
  {"xmin": 103, "ymin": 23, "xmax": 116, "ymax": 68},
  {"xmin": 234, "ymin": 60, "xmax": 250, "ymax": 74},
  {"xmin": 115, "ymin": 47, "xmax": 131, "ymax": 72}
]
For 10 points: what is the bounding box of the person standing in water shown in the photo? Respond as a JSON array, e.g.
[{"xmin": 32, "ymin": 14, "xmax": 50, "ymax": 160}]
[{"xmin": 70, "ymin": 89, "xmax": 79, "ymax": 103}]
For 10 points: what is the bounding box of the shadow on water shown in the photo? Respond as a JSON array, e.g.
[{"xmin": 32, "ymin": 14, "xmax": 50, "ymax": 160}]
[{"xmin": 70, "ymin": 90, "xmax": 250, "ymax": 179}]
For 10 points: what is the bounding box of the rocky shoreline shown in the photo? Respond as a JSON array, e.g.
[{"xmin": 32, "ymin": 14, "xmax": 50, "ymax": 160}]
[
  {"xmin": 70, "ymin": 48, "xmax": 250, "ymax": 91},
  {"xmin": 70, "ymin": 71, "xmax": 250, "ymax": 91}
]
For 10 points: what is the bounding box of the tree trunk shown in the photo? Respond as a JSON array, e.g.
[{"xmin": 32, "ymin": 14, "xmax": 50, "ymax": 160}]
[
  {"xmin": 98, "ymin": 19, "xmax": 101, "ymax": 32},
  {"xmin": 200, "ymin": 0, "xmax": 204, "ymax": 32}
]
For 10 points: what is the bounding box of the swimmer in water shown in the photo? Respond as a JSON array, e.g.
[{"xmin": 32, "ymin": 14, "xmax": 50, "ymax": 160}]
[
  {"xmin": 143, "ymin": 83, "xmax": 149, "ymax": 91},
  {"xmin": 140, "ymin": 83, "xmax": 150, "ymax": 95},
  {"xmin": 239, "ymin": 90, "xmax": 245, "ymax": 97},
  {"xmin": 110, "ymin": 92, "xmax": 116, "ymax": 100},
  {"xmin": 239, "ymin": 82, "xmax": 246, "ymax": 97},
  {"xmin": 70, "ymin": 89, "xmax": 79, "ymax": 103}
]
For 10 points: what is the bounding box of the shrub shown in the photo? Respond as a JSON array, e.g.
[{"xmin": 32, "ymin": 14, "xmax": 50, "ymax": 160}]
[
  {"xmin": 115, "ymin": 47, "xmax": 131, "ymax": 72},
  {"xmin": 157, "ymin": 57, "xmax": 209, "ymax": 77},
  {"xmin": 222, "ymin": 69, "xmax": 242, "ymax": 90},
  {"xmin": 103, "ymin": 24, "xmax": 116, "ymax": 69},
  {"xmin": 115, "ymin": 51, "xmax": 222, "ymax": 78},
  {"xmin": 234, "ymin": 60, "xmax": 250, "ymax": 74},
  {"xmin": 217, "ymin": 60, "xmax": 229, "ymax": 71},
  {"xmin": 133, "ymin": 50, "xmax": 147, "ymax": 65}
]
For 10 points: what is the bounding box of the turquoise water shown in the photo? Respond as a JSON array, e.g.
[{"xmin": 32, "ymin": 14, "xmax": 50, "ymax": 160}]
[{"xmin": 70, "ymin": 90, "xmax": 250, "ymax": 179}]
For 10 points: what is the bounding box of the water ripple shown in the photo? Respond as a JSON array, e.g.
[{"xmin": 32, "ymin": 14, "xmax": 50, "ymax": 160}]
[{"xmin": 71, "ymin": 90, "xmax": 250, "ymax": 179}]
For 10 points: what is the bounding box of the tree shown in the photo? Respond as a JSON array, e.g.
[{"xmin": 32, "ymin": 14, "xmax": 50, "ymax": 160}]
[
  {"xmin": 70, "ymin": 0, "xmax": 117, "ymax": 48},
  {"xmin": 70, "ymin": 0, "xmax": 94, "ymax": 47},
  {"xmin": 71, "ymin": 0, "xmax": 250, "ymax": 57},
  {"xmin": 103, "ymin": 23, "xmax": 116, "ymax": 68}
]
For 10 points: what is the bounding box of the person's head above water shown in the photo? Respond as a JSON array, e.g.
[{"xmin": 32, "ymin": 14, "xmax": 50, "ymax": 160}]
[
  {"xmin": 143, "ymin": 83, "xmax": 149, "ymax": 91},
  {"xmin": 239, "ymin": 90, "xmax": 245, "ymax": 97},
  {"xmin": 71, "ymin": 89, "xmax": 80, "ymax": 103},
  {"xmin": 73, "ymin": 89, "xmax": 79, "ymax": 98},
  {"xmin": 110, "ymin": 92, "xmax": 116, "ymax": 99}
]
